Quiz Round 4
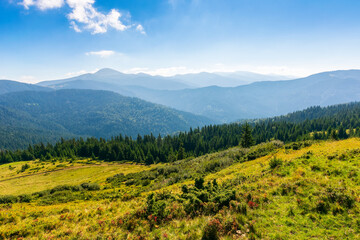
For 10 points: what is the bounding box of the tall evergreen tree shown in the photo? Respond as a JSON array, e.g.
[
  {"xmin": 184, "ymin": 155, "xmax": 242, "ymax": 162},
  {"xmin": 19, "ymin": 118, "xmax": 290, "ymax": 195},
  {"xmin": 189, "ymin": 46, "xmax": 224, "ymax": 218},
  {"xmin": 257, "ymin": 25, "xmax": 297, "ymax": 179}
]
[
  {"xmin": 177, "ymin": 143, "xmax": 185, "ymax": 160},
  {"xmin": 240, "ymin": 123, "xmax": 254, "ymax": 148}
]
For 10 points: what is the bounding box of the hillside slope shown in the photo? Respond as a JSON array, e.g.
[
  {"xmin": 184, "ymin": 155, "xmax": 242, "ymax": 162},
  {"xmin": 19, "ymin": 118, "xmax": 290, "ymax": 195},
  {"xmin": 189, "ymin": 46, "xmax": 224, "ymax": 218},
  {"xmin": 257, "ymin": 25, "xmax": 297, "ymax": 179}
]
[
  {"xmin": 0, "ymin": 80, "xmax": 51, "ymax": 95},
  {"xmin": 0, "ymin": 89, "xmax": 213, "ymax": 149},
  {"xmin": 0, "ymin": 139, "xmax": 359, "ymax": 239}
]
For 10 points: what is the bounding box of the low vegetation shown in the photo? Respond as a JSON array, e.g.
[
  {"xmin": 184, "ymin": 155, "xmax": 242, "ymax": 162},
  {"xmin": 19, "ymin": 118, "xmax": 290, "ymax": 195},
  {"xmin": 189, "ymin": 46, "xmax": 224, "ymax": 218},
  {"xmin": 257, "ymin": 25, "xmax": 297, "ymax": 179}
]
[{"xmin": 1, "ymin": 138, "xmax": 360, "ymax": 239}]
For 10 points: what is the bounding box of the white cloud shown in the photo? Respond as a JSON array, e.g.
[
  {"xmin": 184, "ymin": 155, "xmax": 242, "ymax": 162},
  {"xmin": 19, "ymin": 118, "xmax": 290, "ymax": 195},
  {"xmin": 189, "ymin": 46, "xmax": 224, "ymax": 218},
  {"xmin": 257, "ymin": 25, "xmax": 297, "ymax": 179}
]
[
  {"xmin": 18, "ymin": 0, "xmax": 144, "ymax": 34},
  {"xmin": 70, "ymin": 21, "xmax": 82, "ymax": 32},
  {"xmin": 19, "ymin": 0, "xmax": 64, "ymax": 10},
  {"xmin": 85, "ymin": 50, "xmax": 116, "ymax": 58},
  {"xmin": 136, "ymin": 24, "xmax": 146, "ymax": 35},
  {"xmin": 66, "ymin": 0, "xmax": 128, "ymax": 34}
]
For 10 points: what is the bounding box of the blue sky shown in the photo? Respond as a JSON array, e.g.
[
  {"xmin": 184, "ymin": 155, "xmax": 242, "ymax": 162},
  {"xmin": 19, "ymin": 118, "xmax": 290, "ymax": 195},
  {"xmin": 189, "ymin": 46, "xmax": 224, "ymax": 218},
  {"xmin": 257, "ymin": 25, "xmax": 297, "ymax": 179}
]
[{"xmin": 1, "ymin": 0, "xmax": 360, "ymax": 82}]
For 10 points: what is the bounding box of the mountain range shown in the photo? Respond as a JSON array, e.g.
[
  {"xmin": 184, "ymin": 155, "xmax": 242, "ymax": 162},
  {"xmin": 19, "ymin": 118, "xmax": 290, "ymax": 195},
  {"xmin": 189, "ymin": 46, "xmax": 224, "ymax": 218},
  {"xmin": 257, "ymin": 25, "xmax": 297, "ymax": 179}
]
[
  {"xmin": 35, "ymin": 69, "xmax": 360, "ymax": 122},
  {"xmin": 38, "ymin": 68, "xmax": 290, "ymax": 90},
  {"xmin": 2, "ymin": 68, "xmax": 360, "ymax": 149}
]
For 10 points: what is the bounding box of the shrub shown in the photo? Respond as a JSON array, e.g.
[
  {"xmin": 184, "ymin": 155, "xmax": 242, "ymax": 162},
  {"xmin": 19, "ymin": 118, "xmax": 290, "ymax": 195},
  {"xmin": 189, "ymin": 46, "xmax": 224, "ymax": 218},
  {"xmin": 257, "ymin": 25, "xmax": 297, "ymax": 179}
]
[
  {"xmin": 315, "ymin": 200, "xmax": 330, "ymax": 214},
  {"xmin": 50, "ymin": 185, "xmax": 73, "ymax": 194},
  {"xmin": 20, "ymin": 163, "xmax": 30, "ymax": 172},
  {"xmin": 81, "ymin": 182, "xmax": 100, "ymax": 191},
  {"xmin": 230, "ymin": 201, "xmax": 247, "ymax": 215},
  {"xmin": 326, "ymin": 187, "xmax": 355, "ymax": 209},
  {"xmin": 195, "ymin": 177, "xmax": 205, "ymax": 189},
  {"xmin": 0, "ymin": 195, "xmax": 17, "ymax": 204},
  {"xmin": 18, "ymin": 194, "xmax": 31, "ymax": 203},
  {"xmin": 181, "ymin": 185, "xmax": 189, "ymax": 194},
  {"xmin": 269, "ymin": 157, "xmax": 283, "ymax": 169},
  {"xmin": 202, "ymin": 219, "xmax": 221, "ymax": 240},
  {"xmin": 311, "ymin": 165, "xmax": 321, "ymax": 171}
]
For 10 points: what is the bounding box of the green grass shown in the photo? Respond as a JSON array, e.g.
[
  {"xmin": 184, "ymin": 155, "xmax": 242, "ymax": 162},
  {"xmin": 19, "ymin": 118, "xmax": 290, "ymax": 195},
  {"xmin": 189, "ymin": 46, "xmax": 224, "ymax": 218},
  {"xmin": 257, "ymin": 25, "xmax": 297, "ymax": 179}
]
[
  {"xmin": 0, "ymin": 160, "xmax": 151, "ymax": 195},
  {"xmin": 1, "ymin": 138, "xmax": 360, "ymax": 239}
]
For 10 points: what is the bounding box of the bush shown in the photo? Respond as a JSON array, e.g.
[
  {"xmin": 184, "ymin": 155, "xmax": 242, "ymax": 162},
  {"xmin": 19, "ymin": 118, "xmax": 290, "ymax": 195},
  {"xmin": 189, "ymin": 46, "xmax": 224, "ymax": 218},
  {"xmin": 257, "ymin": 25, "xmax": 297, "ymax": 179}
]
[
  {"xmin": 18, "ymin": 194, "xmax": 31, "ymax": 203},
  {"xmin": 230, "ymin": 200, "xmax": 247, "ymax": 215},
  {"xmin": 269, "ymin": 157, "xmax": 283, "ymax": 169},
  {"xmin": 20, "ymin": 163, "xmax": 30, "ymax": 172},
  {"xmin": 0, "ymin": 195, "xmax": 17, "ymax": 204},
  {"xmin": 195, "ymin": 177, "xmax": 205, "ymax": 189},
  {"xmin": 202, "ymin": 219, "xmax": 221, "ymax": 240},
  {"xmin": 50, "ymin": 185, "xmax": 73, "ymax": 194},
  {"xmin": 315, "ymin": 200, "xmax": 330, "ymax": 214},
  {"xmin": 81, "ymin": 182, "xmax": 100, "ymax": 191}
]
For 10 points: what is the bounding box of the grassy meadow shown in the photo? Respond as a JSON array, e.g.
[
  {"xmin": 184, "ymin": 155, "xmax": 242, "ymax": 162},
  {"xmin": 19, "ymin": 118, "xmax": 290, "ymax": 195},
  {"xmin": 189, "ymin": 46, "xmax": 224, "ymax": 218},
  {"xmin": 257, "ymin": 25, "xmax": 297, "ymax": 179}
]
[{"xmin": 1, "ymin": 138, "xmax": 360, "ymax": 239}]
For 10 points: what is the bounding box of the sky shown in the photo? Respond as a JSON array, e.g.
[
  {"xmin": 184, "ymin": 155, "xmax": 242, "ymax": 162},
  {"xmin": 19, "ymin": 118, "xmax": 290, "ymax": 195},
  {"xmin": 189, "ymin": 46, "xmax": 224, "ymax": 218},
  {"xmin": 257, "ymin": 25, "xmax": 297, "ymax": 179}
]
[{"xmin": 1, "ymin": 0, "xmax": 360, "ymax": 83}]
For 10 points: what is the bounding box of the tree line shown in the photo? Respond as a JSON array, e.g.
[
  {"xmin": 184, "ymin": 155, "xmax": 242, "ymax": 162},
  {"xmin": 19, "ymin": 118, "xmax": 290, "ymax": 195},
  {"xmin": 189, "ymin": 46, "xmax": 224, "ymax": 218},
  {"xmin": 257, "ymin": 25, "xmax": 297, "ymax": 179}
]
[{"xmin": 1, "ymin": 102, "xmax": 360, "ymax": 165}]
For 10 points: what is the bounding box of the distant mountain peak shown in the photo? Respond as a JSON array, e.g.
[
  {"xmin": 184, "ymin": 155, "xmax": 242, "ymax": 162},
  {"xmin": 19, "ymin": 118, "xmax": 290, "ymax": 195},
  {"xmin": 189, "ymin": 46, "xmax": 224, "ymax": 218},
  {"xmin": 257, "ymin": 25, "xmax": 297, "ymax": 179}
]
[{"xmin": 94, "ymin": 68, "xmax": 122, "ymax": 76}]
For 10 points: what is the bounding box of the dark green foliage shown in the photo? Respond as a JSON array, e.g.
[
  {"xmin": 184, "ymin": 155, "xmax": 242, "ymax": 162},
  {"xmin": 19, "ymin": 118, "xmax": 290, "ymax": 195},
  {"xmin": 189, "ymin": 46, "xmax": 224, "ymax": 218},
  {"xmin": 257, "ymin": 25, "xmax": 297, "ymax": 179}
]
[
  {"xmin": 1, "ymin": 101, "xmax": 360, "ymax": 166},
  {"xmin": 202, "ymin": 219, "xmax": 221, "ymax": 240},
  {"xmin": 285, "ymin": 141, "xmax": 312, "ymax": 150},
  {"xmin": 240, "ymin": 123, "xmax": 254, "ymax": 148},
  {"xmin": 195, "ymin": 177, "xmax": 205, "ymax": 189},
  {"xmin": 331, "ymin": 130, "xmax": 338, "ymax": 140},
  {"xmin": 177, "ymin": 143, "xmax": 185, "ymax": 160},
  {"xmin": 0, "ymin": 182, "xmax": 103, "ymax": 205},
  {"xmin": 269, "ymin": 157, "xmax": 283, "ymax": 169},
  {"xmin": 115, "ymin": 179, "xmax": 245, "ymax": 237},
  {"xmin": 0, "ymin": 89, "xmax": 212, "ymax": 150},
  {"xmin": 20, "ymin": 163, "xmax": 30, "ymax": 172},
  {"xmin": 106, "ymin": 141, "xmax": 282, "ymax": 190},
  {"xmin": 80, "ymin": 182, "xmax": 100, "ymax": 191},
  {"xmin": 315, "ymin": 200, "xmax": 330, "ymax": 214},
  {"xmin": 0, "ymin": 195, "xmax": 17, "ymax": 204}
]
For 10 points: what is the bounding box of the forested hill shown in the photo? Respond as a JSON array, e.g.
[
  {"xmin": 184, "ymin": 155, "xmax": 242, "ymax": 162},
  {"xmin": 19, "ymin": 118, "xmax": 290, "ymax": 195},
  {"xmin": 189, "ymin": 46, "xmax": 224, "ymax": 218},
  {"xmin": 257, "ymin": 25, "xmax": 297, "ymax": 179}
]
[
  {"xmin": 262, "ymin": 102, "xmax": 360, "ymax": 123},
  {"xmin": 0, "ymin": 80, "xmax": 51, "ymax": 95},
  {"xmin": 2, "ymin": 101, "xmax": 360, "ymax": 165},
  {"xmin": 0, "ymin": 89, "xmax": 213, "ymax": 150}
]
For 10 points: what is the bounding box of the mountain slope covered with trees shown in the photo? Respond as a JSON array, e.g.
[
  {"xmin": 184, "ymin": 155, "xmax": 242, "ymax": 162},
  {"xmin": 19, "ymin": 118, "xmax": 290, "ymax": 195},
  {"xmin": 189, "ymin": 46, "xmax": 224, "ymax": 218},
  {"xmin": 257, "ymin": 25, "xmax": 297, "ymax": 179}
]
[
  {"xmin": 0, "ymin": 80, "xmax": 51, "ymax": 95},
  {"xmin": 2, "ymin": 101, "xmax": 360, "ymax": 165},
  {"xmin": 0, "ymin": 89, "xmax": 212, "ymax": 150}
]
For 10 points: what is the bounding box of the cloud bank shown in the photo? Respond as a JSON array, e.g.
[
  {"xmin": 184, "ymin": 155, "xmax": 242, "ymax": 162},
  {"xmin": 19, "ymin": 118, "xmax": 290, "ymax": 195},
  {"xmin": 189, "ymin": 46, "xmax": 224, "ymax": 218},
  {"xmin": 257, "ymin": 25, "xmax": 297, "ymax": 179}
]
[{"xmin": 18, "ymin": 0, "xmax": 144, "ymax": 34}]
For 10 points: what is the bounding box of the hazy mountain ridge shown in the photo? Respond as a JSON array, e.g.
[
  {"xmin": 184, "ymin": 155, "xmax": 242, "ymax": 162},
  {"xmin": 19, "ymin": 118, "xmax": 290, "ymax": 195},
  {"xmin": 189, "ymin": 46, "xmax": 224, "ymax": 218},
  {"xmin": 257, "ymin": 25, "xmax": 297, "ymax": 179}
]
[
  {"xmin": 122, "ymin": 70, "xmax": 360, "ymax": 122},
  {"xmin": 32, "ymin": 69, "xmax": 360, "ymax": 122},
  {"xmin": 38, "ymin": 68, "xmax": 193, "ymax": 90},
  {"xmin": 37, "ymin": 68, "xmax": 291, "ymax": 90}
]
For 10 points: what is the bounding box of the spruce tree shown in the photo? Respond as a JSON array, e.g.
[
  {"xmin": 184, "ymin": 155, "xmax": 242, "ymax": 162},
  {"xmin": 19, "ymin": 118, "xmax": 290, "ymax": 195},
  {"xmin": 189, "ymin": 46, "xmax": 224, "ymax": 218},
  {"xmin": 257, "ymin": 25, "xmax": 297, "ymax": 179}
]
[
  {"xmin": 240, "ymin": 123, "xmax": 254, "ymax": 148},
  {"xmin": 177, "ymin": 143, "xmax": 185, "ymax": 160}
]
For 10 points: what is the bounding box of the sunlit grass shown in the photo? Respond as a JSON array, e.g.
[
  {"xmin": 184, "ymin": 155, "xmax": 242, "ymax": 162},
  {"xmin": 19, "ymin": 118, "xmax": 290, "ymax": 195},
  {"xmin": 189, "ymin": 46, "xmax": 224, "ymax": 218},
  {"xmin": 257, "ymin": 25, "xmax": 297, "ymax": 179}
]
[
  {"xmin": 0, "ymin": 160, "xmax": 151, "ymax": 195},
  {"xmin": 1, "ymin": 138, "xmax": 360, "ymax": 239}
]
